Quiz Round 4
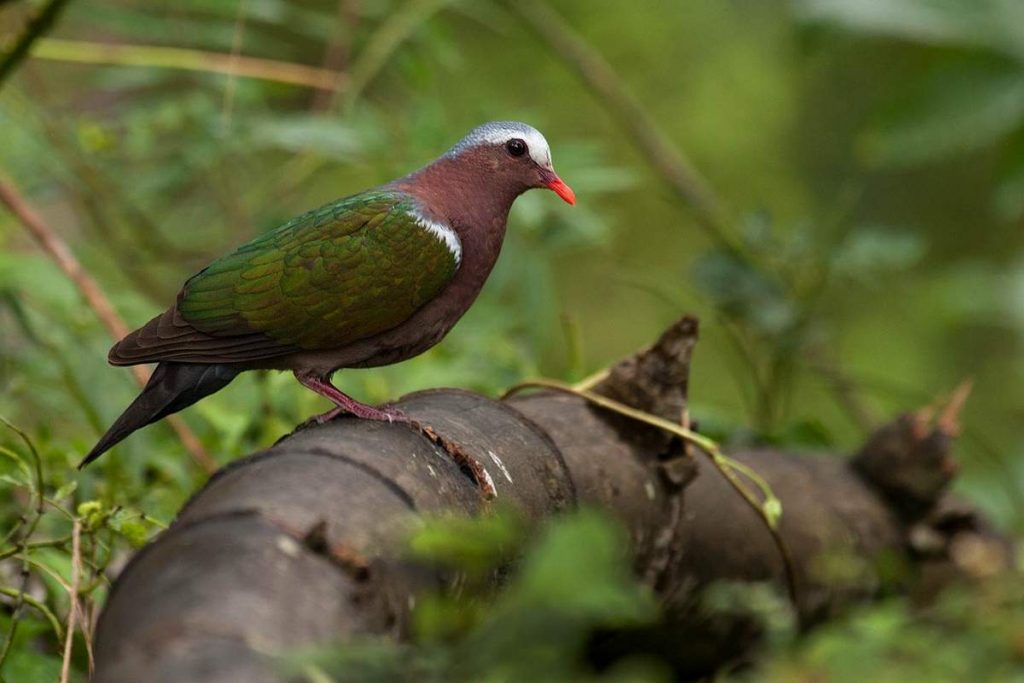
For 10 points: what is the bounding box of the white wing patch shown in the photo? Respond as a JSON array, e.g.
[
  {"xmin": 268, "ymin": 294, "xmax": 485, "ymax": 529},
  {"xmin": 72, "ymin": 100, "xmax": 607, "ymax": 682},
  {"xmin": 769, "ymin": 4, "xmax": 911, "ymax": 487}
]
[{"xmin": 410, "ymin": 209, "xmax": 462, "ymax": 265}]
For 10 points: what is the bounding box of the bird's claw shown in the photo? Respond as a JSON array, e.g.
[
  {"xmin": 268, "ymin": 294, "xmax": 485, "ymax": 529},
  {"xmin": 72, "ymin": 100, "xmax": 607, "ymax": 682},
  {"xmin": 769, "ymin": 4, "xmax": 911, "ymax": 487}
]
[
  {"xmin": 380, "ymin": 405, "xmax": 408, "ymax": 424},
  {"xmin": 295, "ymin": 404, "xmax": 407, "ymax": 431}
]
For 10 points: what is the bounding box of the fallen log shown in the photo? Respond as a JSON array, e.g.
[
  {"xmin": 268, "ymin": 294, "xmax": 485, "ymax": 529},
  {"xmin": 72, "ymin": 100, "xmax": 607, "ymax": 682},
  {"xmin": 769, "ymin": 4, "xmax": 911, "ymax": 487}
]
[{"xmin": 89, "ymin": 315, "xmax": 1010, "ymax": 682}]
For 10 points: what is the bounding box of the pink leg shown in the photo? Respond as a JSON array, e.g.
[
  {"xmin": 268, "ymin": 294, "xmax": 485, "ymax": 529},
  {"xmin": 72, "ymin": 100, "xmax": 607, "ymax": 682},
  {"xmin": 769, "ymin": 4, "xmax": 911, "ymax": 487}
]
[{"xmin": 294, "ymin": 372, "xmax": 408, "ymax": 425}]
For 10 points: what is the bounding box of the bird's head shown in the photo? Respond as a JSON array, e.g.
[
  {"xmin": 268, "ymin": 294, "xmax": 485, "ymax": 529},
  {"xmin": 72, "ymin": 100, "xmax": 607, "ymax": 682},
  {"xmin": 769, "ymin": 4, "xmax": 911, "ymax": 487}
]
[{"xmin": 446, "ymin": 121, "xmax": 576, "ymax": 205}]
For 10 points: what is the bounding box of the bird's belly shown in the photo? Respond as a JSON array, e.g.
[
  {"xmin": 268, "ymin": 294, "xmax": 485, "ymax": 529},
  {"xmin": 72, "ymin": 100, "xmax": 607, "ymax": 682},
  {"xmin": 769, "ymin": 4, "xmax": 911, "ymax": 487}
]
[
  {"xmin": 269, "ymin": 249, "xmax": 495, "ymax": 376},
  {"xmin": 269, "ymin": 319, "xmax": 452, "ymax": 376}
]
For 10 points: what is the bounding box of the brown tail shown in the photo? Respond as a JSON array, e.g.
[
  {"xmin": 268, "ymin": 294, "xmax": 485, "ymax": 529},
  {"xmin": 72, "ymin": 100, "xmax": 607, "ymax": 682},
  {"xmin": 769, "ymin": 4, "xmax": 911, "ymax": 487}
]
[{"xmin": 79, "ymin": 362, "xmax": 239, "ymax": 468}]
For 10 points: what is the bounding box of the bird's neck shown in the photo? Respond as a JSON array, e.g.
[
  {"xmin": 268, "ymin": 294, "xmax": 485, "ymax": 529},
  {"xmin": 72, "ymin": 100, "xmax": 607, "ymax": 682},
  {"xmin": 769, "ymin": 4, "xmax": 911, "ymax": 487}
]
[
  {"xmin": 392, "ymin": 153, "xmax": 521, "ymax": 270},
  {"xmin": 397, "ymin": 155, "xmax": 521, "ymax": 226}
]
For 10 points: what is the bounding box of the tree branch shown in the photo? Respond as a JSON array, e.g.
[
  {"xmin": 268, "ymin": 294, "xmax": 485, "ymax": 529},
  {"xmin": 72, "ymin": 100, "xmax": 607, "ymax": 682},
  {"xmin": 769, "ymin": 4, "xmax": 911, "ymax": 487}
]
[
  {"xmin": 0, "ymin": 176, "xmax": 216, "ymax": 473},
  {"xmin": 87, "ymin": 315, "xmax": 1009, "ymax": 682}
]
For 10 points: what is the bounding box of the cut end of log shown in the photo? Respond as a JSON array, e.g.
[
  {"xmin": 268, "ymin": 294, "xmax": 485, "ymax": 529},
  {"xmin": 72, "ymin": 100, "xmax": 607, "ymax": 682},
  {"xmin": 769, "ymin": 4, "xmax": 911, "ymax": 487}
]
[{"xmin": 852, "ymin": 382, "xmax": 973, "ymax": 518}]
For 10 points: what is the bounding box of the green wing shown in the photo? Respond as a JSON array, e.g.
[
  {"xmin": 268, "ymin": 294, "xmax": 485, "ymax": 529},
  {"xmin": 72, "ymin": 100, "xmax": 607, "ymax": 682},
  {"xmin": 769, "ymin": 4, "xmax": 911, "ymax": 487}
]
[
  {"xmin": 180, "ymin": 190, "xmax": 459, "ymax": 350},
  {"xmin": 110, "ymin": 190, "xmax": 459, "ymax": 365}
]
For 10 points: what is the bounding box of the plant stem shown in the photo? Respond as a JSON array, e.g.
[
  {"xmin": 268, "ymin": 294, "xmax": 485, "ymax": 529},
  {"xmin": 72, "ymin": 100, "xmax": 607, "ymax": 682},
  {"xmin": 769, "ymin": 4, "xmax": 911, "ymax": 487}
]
[
  {"xmin": 0, "ymin": 176, "xmax": 216, "ymax": 473},
  {"xmin": 341, "ymin": 0, "xmax": 454, "ymax": 110},
  {"xmin": 507, "ymin": 0, "xmax": 737, "ymax": 250},
  {"xmin": 30, "ymin": 38, "xmax": 344, "ymax": 92},
  {"xmin": 0, "ymin": 0, "xmax": 72, "ymax": 88},
  {"xmin": 59, "ymin": 520, "xmax": 81, "ymax": 683},
  {"xmin": 0, "ymin": 587, "xmax": 64, "ymax": 643}
]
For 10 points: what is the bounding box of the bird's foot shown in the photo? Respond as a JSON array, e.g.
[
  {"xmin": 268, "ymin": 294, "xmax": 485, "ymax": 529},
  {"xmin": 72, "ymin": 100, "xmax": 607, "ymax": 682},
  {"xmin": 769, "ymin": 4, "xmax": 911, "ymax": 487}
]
[
  {"xmin": 295, "ymin": 403, "xmax": 409, "ymax": 432},
  {"xmin": 345, "ymin": 402, "xmax": 410, "ymax": 424},
  {"xmin": 295, "ymin": 406, "xmax": 346, "ymax": 431},
  {"xmin": 294, "ymin": 372, "xmax": 409, "ymax": 428}
]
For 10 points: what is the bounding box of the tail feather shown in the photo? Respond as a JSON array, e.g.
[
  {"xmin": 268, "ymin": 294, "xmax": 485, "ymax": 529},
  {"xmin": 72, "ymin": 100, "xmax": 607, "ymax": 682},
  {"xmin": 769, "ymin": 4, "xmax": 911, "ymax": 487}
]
[{"xmin": 79, "ymin": 362, "xmax": 239, "ymax": 468}]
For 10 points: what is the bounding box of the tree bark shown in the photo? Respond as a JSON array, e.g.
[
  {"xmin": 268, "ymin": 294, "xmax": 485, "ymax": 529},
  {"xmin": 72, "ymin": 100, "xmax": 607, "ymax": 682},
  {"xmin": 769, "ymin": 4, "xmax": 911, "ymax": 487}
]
[{"xmin": 90, "ymin": 315, "xmax": 1010, "ymax": 682}]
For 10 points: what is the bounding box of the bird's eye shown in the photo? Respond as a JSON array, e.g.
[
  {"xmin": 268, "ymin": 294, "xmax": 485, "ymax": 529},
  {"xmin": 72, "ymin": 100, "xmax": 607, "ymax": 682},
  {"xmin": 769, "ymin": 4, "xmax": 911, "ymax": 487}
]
[{"xmin": 506, "ymin": 138, "xmax": 527, "ymax": 157}]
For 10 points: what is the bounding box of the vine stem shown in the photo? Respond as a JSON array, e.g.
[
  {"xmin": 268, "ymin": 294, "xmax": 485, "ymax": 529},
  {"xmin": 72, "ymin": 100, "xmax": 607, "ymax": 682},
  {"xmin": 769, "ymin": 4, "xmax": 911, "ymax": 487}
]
[{"xmin": 502, "ymin": 378, "xmax": 799, "ymax": 605}]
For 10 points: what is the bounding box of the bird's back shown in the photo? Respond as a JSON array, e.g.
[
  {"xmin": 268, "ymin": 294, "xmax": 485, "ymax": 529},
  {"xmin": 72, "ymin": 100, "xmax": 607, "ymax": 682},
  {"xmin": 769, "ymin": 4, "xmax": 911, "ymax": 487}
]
[{"xmin": 109, "ymin": 189, "xmax": 461, "ymax": 367}]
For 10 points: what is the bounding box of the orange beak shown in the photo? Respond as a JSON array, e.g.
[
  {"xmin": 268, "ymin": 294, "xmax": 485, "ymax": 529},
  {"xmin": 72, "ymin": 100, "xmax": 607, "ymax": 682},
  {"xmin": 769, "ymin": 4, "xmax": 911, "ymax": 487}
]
[{"xmin": 546, "ymin": 176, "xmax": 576, "ymax": 205}]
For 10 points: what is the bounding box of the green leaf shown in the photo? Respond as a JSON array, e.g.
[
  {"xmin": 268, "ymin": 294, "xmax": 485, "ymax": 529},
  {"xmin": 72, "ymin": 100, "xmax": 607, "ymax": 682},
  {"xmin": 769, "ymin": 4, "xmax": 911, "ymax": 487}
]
[
  {"xmin": 0, "ymin": 445, "xmax": 31, "ymax": 482},
  {"xmin": 53, "ymin": 480, "xmax": 77, "ymax": 502},
  {"xmin": 691, "ymin": 249, "xmax": 796, "ymax": 336},
  {"xmin": 248, "ymin": 115, "xmax": 367, "ymax": 160},
  {"xmin": 796, "ymin": 0, "xmax": 1024, "ymax": 59},
  {"xmin": 494, "ymin": 509, "xmax": 657, "ymax": 626},
  {"xmin": 108, "ymin": 512, "xmax": 151, "ymax": 548},
  {"xmin": 831, "ymin": 226, "xmax": 927, "ymax": 281},
  {"xmin": 994, "ymin": 135, "xmax": 1024, "ymax": 220},
  {"xmin": 860, "ymin": 59, "xmax": 1024, "ymax": 166},
  {"xmin": 0, "ymin": 472, "xmax": 28, "ymax": 489},
  {"xmin": 408, "ymin": 508, "xmax": 526, "ymax": 578}
]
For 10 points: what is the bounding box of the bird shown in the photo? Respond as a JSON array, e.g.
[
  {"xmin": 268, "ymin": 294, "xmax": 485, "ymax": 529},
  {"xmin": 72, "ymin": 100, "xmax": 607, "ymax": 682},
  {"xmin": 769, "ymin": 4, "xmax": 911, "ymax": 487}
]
[{"xmin": 80, "ymin": 121, "xmax": 575, "ymax": 468}]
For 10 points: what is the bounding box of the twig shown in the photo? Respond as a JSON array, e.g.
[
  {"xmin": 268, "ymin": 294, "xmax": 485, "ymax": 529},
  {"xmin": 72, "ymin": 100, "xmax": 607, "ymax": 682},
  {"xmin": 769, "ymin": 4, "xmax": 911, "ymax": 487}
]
[
  {"xmin": 502, "ymin": 379, "xmax": 799, "ymax": 605},
  {"xmin": 16, "ymin": 553, "xmax": 71, "ymax": 592},
  {"xmin": 0, "ymin": 535, "xmax": 72, "ymax": 561},
  {"xmin": 271, "ymin": 0, "xmax": 456, "ymax": 189},
  {"xmin": 30, "ymin": 38, "xmax": 345, "ymax": 92},
  {"xmin": 0, "ymin": 177, "xmax": 129, "ymax": 347},
  {"xmin": 506, "ymin": 0, "xmax": 737, "ymax": 250},
  {"xmin": 0, "ymin": 0, "xmax": 72, "ymax": 88},
  {"xmin": 342, "ymin": 0, "xmax": 454, "ymax": 110},
  {"xmin": 0, "ymin": 175, "xmax": 216, "ymax": 472},
  {"xmin": 59, "ymin": 519, "xmax": 81, "ymax": 683},
  {"xmin": 808, "ymin": 356, "xmax": 877, "ymax": 431},
  {"xmin": 312, "ymin": 0, "xmax": 360, "ymax": 112},
  {"xmin": 221, "ymin": 0, "xmax": 249, "ymax": 125}
]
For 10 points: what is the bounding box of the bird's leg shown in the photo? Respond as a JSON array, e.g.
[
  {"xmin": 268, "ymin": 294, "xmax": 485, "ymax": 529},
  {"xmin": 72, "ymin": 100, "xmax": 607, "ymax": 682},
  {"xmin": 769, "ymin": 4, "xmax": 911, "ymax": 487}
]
[{"xmin": 294, "ymin": 372, "xmax": 408, "ymax": 425}]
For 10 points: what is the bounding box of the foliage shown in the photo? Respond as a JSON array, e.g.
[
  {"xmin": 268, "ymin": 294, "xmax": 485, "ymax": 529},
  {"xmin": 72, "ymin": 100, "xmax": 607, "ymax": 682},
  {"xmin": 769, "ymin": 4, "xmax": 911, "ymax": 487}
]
[
  {"xmin": 0, "ymin": 0, "xmax": 1021, "ymax": 681},
  {"xmin": 797, "ymin": 0, "xmax": 1024, "ymax": 220},
  {"xmin": 285, "ymin": 509, "xmax": 666, "ymax": 683},
  {"xmin": 748, "ymin": 576, "xmax": 1024, "ymax": 683},
  {"xmin": 284, "ymin": 510, "xmax": 1024, "ymax": 683}
]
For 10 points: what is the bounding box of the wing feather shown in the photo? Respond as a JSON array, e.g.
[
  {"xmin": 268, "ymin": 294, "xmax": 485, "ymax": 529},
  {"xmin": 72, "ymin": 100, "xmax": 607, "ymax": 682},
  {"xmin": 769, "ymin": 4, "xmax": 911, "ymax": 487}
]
[{"xmin": 109, "ymin": 190, "xmax": 459, "ymax": 366}]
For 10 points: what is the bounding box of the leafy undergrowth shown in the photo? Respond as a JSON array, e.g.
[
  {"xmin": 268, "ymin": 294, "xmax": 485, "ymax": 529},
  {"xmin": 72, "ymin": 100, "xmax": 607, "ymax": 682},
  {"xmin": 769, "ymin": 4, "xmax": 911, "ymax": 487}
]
[
  {"xmin": 282, "ymin": 509, "xmax": 1024, "ymax": 683},
  {"xmin": 1, "ymin": 416, "xmax": 1021, "ymax": 683},
  {"xmin": 756, "ymin": 577, "xmax": 1024, "ymax": 683}
]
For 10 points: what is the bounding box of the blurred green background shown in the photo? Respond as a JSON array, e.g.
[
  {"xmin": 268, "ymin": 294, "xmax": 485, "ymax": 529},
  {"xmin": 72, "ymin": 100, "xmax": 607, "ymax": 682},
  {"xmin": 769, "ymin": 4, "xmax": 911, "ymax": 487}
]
[{"xmin": 0, "ymin": 0, "xmax": 1022, "ymax": 680}]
